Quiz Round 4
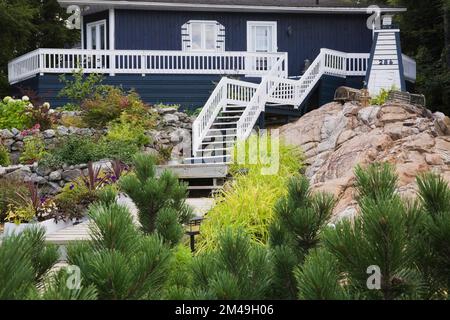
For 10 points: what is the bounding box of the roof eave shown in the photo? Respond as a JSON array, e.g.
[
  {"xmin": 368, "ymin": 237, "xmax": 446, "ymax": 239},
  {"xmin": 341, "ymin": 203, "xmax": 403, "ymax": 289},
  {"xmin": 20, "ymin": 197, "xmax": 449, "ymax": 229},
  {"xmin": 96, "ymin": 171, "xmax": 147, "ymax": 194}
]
[{"xmin": 58, "ymin": 0, "xmax": 407, "ymax": 14}]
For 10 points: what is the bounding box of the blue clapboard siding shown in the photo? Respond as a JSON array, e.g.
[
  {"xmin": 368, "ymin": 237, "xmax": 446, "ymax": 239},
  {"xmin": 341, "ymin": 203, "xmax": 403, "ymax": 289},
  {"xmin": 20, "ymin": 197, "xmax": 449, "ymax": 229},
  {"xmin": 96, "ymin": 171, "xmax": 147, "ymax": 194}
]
[
  {"xmin": 114, "ymin": 10, "xmax": 373, "ymax": 77},
  {"xmin": 11, "ymin": 74, "xmax": 243, "ymax": 110}
]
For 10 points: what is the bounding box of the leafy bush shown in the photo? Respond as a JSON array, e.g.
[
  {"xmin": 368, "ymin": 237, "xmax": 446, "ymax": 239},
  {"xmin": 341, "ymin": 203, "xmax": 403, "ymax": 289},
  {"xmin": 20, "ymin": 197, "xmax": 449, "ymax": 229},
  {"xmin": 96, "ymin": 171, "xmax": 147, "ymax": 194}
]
[
  {"xmin": 27, "ymin": 102, "xmax": 55, "ymax": 130},
  {"xmin": 58, "ymin": 70, "xmax": 105, "ymax": 107},
  {"xmin": 5, "ymin": 203, "xmax": 36, "ymax": 224},
  {"xmin": 40, "ymin": 135, "xmax": 100, "ymax": 167},
  {"xmin": 0, "ymin": 179, "xmax": 29, "ymax": 222},
  {"xmin": 370, "ymin": 86, "xmax": 397, "ymax": 106},
  {"xmin": 197, "ymin": 136, "xmax": 303, "ymax": 252},
  {"xmin": 0, "ymin": 143, "xmax": 10, "ymax": 166},
  {"xmin": 81, "ymin": 87, "xmax": 149, "ymax": 128},
  {"xmin": 0, "ymin": 96, "xmax": 32, "ymax": 130},
  {"xmin": 19, "ymin": 136, "xmax": 48, "ymax": 164},
  {"xmin": 106, "ymin": 119, "xmax": 150, "ymax": 148}
]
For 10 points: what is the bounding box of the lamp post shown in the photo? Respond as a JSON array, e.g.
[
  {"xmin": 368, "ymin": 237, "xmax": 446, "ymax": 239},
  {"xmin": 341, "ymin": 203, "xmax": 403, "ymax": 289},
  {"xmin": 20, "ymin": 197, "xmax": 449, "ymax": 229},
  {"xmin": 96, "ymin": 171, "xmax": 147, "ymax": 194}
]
[{"xmin": 186, "ymin": 216, "xmax": 204, "ymax": 252}]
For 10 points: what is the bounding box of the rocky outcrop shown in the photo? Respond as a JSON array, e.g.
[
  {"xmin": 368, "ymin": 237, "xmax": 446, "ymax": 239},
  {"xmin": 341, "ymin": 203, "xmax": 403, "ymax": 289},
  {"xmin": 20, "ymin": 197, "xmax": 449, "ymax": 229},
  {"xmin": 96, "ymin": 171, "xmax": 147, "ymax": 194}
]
[{"xmin": 280, "ymin": 102, "xmax": 450, "ymax": 221}]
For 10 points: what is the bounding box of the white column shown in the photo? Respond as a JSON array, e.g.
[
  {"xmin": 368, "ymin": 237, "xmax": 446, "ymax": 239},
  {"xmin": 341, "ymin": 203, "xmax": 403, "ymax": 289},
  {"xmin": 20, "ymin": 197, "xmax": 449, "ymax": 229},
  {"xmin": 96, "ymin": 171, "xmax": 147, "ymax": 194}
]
[
  {"xmin": 109, "ymin": 8, "xmax": 115, "ymax": 76},
  {"xmin": 109, "ymin": 8, "xmax": 115, "ymax": 50},
  {"xmin": 80, "ymin": 14, "xmax": 84, "ymax": 49}
]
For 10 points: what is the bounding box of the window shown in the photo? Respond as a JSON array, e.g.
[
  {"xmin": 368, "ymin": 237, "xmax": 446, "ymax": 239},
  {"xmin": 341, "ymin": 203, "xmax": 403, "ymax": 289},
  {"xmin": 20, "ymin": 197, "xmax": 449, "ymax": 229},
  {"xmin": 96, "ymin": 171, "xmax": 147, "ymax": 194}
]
[
  {"xmin": 182, "ymin": 20, "xmax": 225, "ymax": 52},
  {"xmin": 247, "ymin": 21, "xmax": 277, "ymax": 53},
  {"xmin": 87, "ymin": 20, "xmax": 107, "ymax": 50}
]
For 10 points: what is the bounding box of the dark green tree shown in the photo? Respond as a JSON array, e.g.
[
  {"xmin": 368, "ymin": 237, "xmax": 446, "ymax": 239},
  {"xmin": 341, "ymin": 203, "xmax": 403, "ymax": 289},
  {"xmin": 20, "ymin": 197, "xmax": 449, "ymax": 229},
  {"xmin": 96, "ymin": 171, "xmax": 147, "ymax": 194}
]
[
  {"xmin": 67, "ymin": 200, "xmax": 173, "ymax": 300},
  {"xmin": 119, "ymin": 153, "xmax": 192, "ymax": 245},
  {"xmin": 269, "ymin": 176, "xmax": 335, "ymax": 299},
  {"xmin": 0, "ymin": 0, "xmax": 79, "ymax": 96},
  {"xmin": 322, "ymin": 163, "xmax": 425, "ymax": 300}
]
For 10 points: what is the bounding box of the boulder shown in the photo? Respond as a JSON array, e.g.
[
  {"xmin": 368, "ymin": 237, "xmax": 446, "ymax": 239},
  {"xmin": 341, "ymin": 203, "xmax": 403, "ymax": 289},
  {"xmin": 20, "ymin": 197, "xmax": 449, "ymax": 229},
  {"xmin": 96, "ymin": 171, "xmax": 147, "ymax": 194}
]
[
  {"xmin": 49, "ymin": 170, "xmax": 62, "ymax": 181},
  {"xmin": 163, "ymin": 114, "xmax": 179, "ymax": 124},
  {"xmin": 280, "ymin": 102, "xmax": 450, "ymax": 219},
  {"xmin": 43, "ymin": 129, "xmax": 56, "ymax": 139},
  {"xmin": 62, "ymin": 169, "xmax": 82, "ymax": 181}
]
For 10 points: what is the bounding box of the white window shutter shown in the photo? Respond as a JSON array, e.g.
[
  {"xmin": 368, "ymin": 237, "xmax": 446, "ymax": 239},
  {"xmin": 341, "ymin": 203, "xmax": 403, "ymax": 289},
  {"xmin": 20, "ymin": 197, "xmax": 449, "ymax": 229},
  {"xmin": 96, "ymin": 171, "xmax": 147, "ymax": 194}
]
[
  {"xmin": 181, "ymin": 22, "xmax": 191, "ymax": 51},
  {"xmin": 216, "ymin": 22, "xmax": 225, "ymax": 52}
]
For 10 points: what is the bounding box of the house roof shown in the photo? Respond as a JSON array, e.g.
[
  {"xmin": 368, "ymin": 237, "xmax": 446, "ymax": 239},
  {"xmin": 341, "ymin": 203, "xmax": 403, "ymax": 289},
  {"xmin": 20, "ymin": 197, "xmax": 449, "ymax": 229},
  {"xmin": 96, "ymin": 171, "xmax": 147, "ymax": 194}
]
[{"xmin": 59, "ymin": 0, "xmax": 406, "ymax": 14}]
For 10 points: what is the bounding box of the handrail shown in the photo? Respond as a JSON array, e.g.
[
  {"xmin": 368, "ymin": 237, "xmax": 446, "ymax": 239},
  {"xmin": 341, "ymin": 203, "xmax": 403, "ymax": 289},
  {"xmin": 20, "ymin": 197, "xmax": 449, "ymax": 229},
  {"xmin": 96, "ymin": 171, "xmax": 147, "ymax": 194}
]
[{"xmin": 8, "ymin": 48, "xmax": 288, "ymax": 84}]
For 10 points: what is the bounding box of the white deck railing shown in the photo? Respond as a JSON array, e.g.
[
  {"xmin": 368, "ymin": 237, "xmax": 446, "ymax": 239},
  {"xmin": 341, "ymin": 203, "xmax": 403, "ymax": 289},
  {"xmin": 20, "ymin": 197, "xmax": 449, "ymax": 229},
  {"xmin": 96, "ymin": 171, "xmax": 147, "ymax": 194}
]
[{"xmin": 8, "ymin": 49, "xmax": 288, "ymax": 84}]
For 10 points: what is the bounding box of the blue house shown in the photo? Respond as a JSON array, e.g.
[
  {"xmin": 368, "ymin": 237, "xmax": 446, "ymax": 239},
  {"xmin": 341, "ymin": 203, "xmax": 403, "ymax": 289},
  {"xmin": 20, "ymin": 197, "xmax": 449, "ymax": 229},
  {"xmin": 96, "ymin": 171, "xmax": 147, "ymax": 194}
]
[{"xmin": 8, "ymin": 0, "xmax": 416, "ymax": 162}]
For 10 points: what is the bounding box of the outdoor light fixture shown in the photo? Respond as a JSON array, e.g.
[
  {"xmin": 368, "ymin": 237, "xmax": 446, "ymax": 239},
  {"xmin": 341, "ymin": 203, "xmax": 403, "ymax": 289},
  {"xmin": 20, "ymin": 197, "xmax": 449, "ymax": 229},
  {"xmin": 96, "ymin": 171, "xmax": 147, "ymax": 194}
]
[{"xmin": 186, "ymin": 216, "xmax": 204, "ymax": 252}]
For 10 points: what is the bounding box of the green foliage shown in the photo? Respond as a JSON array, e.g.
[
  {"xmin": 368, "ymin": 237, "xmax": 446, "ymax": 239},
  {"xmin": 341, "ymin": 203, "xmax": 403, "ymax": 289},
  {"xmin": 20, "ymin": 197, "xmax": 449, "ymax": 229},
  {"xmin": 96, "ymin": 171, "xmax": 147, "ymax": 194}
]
[
  {"xmin": 67, "ymin": 202, "xmax": 172, "ymax": 300},
  {"xmin": 20, "ymin": 136, "xmax": 48, "ymax": 164},
  {"xmin": 370, "ymin": 88, "xmax": 391, "ymax": 106},
  {"xmin": 322, "ymin": 163, "xmax": 424, "ymax": 300},
  {"xmin": 106, "ymin": 118, "xmax": 150, "ymax": 148},
  {"xmin": 58, "ymin": 70, "xmax": 105, "ymax": 107},
  {"xmin": 189, "ymin": 229, "xmax": 272, "ymax": 300},
  {"xmin": 0, "ymin": 0, "xmax": 79, "ymax": 97},
  {"xmin": 197, "ymin": 137, "xmax": 303, "ymax": 252},
  {"xmin": 27, "ymin": 102, "xmax": 55, "ymax": 130},
  {"xmin": 294, "ymin": 248, "xmax": 348, "ymax": 300},
  {"xmin": 39, "ymin": 135, "xmax": 140, "ymax": 169},
  {"xmin": 81, "ymin": 86, "xmax": 151, "ymax": 128},
  {"xmin": 40, "ymin": 268, "xmax": 98, "ymax": 300},
  {"xmin": 0, "ymin": 143, "xmax": 10, "ymax": 166},
  {"xmin": 119, "ymin": 153, "xmax": 192, "ymax": 245},
  {"xmin": 0, "ymin": 179, "xmax": 28, "ymax": 222},
  {"xmin": 0, "ymin": 227, "xmax": 59, "ymax": 299},
  {"xmin": 269, "ymin": 176, "xmax": 335, "ymax": 299},
  {"xmin": 0, "ymin": 97, "xmax": 32, "ymax": 129}
]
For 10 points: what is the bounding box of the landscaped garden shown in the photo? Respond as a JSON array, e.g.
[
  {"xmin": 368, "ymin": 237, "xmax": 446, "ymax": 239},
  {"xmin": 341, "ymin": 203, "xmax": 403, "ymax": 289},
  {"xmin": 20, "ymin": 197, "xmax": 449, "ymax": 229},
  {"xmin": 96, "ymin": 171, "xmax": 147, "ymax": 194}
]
[{"xmin": 1, "ymin": 73, "xmax": 450, "ymax": 301}]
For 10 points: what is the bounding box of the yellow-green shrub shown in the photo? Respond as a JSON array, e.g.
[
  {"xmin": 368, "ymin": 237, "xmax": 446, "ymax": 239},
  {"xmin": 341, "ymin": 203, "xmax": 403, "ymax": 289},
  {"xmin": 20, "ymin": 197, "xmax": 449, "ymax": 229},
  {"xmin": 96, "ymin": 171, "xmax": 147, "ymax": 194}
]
[{"xmin": 196, "ymin": 135, "xmax": 303, "ymax": 253}]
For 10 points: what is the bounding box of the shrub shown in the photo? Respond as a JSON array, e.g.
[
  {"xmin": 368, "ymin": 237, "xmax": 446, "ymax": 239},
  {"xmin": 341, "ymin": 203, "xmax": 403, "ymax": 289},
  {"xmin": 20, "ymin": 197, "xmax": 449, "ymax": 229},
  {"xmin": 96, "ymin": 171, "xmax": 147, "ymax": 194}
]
[
  {"xmin": 269, "ymin": 176, "xmax": 335, "ymax": 299},
  {"xmin": 196, "ymin": 136, "xmax": 303, "ymax": 252},
  {"xmin": 0, "ymin": 143, "xmax": 10, "ymax": 166},
  {"xmin": 5, "ymin": 204, "xmax": 36, "ymax": 224},
  {"xmin": 58, "ymin": 69, "xmax": 105, "ymax": 107},
  {"xmin": 370, "ymin": 86, "xmax": 397, "ymax": 106},
  {"xmin": 27, "ymin": 102, "xmax": 55, "ymax": 130},
  {"xmin": 0, "ymin": 179, "xmax": 29, "ymax": 222},
  {"xmin": 81, "ymin": 87, "xmax": 148, "ymax": 128},
  {"xmin": 40, "ymin": 136, "xmax": 101, "ymax": 167},
  {"xmin": 119, "ymin": 153, "xmax": 192, "ymax": 245},
  {"xmin": 67, "ymin": 202, "xmax": 172, "ymax": 300},
  {"xmin": 19, "ymin": 136, "xmax": 48, "ymax": 164},
  {"xmin": 0, "ymin": 96, "xmax": 32, "ymax": 130},
  {"xmin": 106, "ymin": 119, "xmax": 150, "ymax": 148},
  {"xmin": 59, "ymin": 114, "xmax": 87, "ymax": 128},
  {"xmin": 188, "ymin": 228, "xmax": 272, "ymax": 300}
]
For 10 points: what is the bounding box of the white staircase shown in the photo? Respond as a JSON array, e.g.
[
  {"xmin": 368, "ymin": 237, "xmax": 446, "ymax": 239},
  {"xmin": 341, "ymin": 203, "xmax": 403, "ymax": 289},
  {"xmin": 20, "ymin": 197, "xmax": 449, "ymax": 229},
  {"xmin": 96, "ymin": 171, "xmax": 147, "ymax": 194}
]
[{"xmin": 186, "ymin": 49, "xmax": 370, "ymax": 164}]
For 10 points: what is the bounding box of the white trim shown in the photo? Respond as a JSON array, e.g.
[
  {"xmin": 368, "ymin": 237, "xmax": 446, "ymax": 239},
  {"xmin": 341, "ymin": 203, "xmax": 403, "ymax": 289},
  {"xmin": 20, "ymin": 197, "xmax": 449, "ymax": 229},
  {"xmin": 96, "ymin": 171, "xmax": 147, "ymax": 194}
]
[
  {"xmin": 86, "ymin": 19, "xmax": 107, "ymax": 50},
  {"xmin": 80, "ymin": 15, "xmax": 84, "ymax": 49},
  {"xmin": 109, "ymin": 8, "xmax": 115, "ymax": 50},
  {"xmin": 184, "ymin": 20, "xmax": 221, "ymax": 52},
  {"xmin": 58, "ymin": 1, "xmax": 407, "ymax": 14},
  {"xmin": 247, "ymin": 21, "xmax": 278, "ymax": 53}
]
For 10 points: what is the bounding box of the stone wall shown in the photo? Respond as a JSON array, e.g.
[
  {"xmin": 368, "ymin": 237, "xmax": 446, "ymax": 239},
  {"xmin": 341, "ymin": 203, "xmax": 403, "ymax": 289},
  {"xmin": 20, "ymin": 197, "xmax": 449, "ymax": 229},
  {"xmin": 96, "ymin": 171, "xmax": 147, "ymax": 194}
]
[
  {"xmin": 0, "ymin": 107, "xmax": 194, "ymax": 194},
  {"xmin": 0, "ymin": 107, "xmax": 194, "ymax": 164}
]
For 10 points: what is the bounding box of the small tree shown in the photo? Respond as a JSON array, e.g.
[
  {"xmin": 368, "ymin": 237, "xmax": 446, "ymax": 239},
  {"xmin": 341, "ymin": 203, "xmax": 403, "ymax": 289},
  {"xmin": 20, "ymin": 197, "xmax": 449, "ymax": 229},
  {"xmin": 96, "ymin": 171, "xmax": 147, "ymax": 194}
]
[
  {"xmin": 119, "ymin": 153, "xmax": 192, "ymax": 245},
  {"xmin": 58, "ymin": 69, "xmax": 104, "ymax": 108},
  {"xmin": 322, "ymin": 163, "xmax": 425, "ymax": 300},
  {"xmin": 188, "ymin": 228, "xmax": 272, "ymax": 300},
  {"xmin": 269, "ymin": 176, "xmax": 335, "ymax": 299},
  {"xmin": 67, "ymin": 199, "xmax": 173, "ymax": 300}
]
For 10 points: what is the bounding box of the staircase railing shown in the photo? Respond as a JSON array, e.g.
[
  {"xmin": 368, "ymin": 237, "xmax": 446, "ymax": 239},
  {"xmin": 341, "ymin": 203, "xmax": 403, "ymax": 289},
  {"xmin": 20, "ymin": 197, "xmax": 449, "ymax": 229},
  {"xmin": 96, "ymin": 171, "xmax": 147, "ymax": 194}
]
[
  {"xmin": 192, "ymin": 78, "xmax": 259, "ymax": 154},
  {"xmin": 236, "ymin": 57, "xmax": 287, "ymax": 140}
]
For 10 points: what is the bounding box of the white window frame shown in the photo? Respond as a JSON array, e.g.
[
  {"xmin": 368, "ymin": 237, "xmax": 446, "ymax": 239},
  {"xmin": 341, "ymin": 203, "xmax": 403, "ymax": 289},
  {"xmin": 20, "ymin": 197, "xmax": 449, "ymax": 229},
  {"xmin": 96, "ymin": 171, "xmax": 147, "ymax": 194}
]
[
  {"xmin": 86, "ymin": 19, "xmax": 107, "ymax": 50},
  {"xmin": 246, "ymin": 21, "xmax": 278, "ymax": 53},
  {"xmin": 188, "ymin": 20, "xmax": 219, "ymax": 52}
]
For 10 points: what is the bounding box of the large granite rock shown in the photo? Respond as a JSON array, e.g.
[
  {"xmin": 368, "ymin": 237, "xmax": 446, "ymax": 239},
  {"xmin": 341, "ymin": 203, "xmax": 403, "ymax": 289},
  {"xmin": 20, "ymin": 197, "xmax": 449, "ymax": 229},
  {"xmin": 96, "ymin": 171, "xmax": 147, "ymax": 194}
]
[{"xmin": 280, "ymin": 101, "xmax": 450, "ymax": 221}]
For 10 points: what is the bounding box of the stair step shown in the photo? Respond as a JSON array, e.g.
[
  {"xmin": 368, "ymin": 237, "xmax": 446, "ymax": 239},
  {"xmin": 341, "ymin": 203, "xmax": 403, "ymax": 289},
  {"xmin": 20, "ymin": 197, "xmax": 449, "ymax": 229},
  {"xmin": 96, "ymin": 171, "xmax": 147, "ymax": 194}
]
[
  {"xmin": 183, "ymin": 154, "xmax": 232, "ymax": 165},
  {"xmin": 207, "ymin": 128, "xmax": 236, "ymax": 132},
  {"xmin": 212, "ymin": 122, "xmax": 238, "ymax": 126},
  {"xmin": 217, "ymin": 116, "xmax": 241, "ymax": 120},
  {"xmin": 197, "ymin": 147, "xmax": 233, "ymax": 153},
  {"xmin": 204, "ymin": 134, "xmax": 237, "ymax": 139},
  {"xmin": 200, "ymin": 141, "xmax": 235, "ymax": 146}
]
